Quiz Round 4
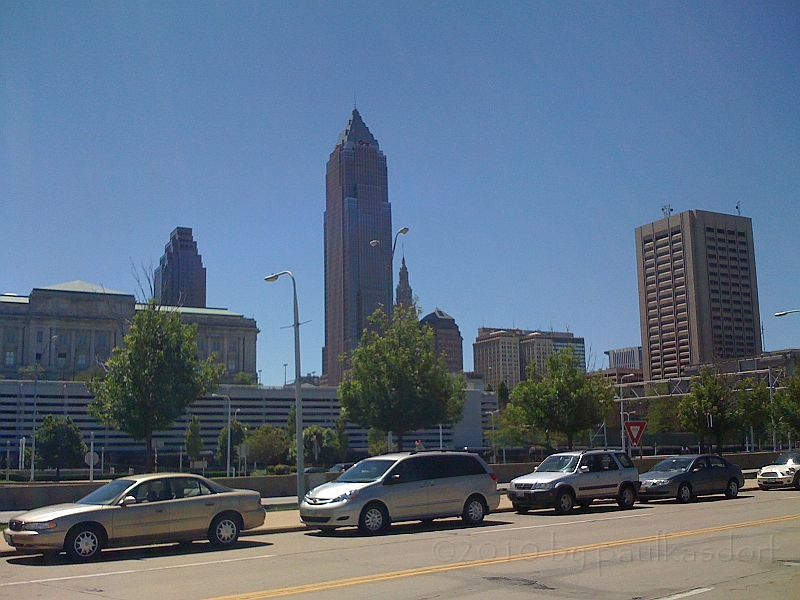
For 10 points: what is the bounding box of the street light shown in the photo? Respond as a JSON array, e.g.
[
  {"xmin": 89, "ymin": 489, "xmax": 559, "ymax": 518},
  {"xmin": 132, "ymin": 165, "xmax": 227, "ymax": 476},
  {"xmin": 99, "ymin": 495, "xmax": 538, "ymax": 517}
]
[
  {"xmin": 616, "ymin": 373, "xmax": 637, "ymax": 454},
  {"xmin": 212, "ymin": 393, "xmax": 232, "ymax": 477},
  {"xmin": 775, "ymin": 309, "xmax": 800, "ymax": 317},
  {"xmin": 31, "ymin": 335, "xmax": 58, "ymax": 482},
  {"xmin": 370, "ymin": 226, "xmax": 409, "ymax": 306},
  {"xmin": 265, "ymin": 270, "xmax": 304, "ymax": 502}
]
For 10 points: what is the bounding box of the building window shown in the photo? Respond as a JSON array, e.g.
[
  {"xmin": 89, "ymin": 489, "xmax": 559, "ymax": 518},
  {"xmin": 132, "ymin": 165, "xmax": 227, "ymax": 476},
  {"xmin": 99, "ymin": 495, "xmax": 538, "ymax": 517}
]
[
  {"xmin": 96, "ymin": 334, "xmax": 107, "ymax": 347},
  {"xmin": 57, "ymin": 352, "xmax": 67, "ymax": 368},
  {"xmin": 36, "ymin": 331, "xmax": 44, "ymax": 343},
  {"xmin": 228, "ymin": 341, "xmax": 237, "ymax": 352},
  {"xmin": 227, "ymin": 360, "xmax": 237, "ymax": 372},
  {"xmin": 76, "ymin": 353, "xmax": 87, "ymax": 369},
  {"xmin": 5, "ymin": 331, "xmax": 15, "ymax": 343},
  {"xmin": 4, "ymin": 351, "xmax": 14, "ymax": 367}
]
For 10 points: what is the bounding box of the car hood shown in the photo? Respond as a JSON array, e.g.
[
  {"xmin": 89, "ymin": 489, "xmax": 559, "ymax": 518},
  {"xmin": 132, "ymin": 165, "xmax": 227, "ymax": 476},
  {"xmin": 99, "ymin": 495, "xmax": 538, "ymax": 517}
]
[
  {"xmin": 14, "ymin": 503, "xmax": 104, "ymax": 522},
  {"xmin": 305, "ymin": 481, "xmax": 370, "ymax": 500},
  {"xmin": 759, "ymin": 464, "xmax": 798, "ymax": 475},
  {"xmin": 511, "ymin": 472, "xmax": 570, "ymax": 485}
]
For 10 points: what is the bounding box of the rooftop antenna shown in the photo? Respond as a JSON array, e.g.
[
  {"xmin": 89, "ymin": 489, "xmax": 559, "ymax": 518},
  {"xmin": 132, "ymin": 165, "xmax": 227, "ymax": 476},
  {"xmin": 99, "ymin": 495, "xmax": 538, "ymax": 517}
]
[
  {"xmin": 354, "ymin": 91, "xmax": 357, "ymax": 109},
  {"xmin": 661, "ymin": 204, "xmax": 673, "ymax": 218},
  {"xmin": 736, "ymin": 201, "xmax": 741, "ymax": 216}
]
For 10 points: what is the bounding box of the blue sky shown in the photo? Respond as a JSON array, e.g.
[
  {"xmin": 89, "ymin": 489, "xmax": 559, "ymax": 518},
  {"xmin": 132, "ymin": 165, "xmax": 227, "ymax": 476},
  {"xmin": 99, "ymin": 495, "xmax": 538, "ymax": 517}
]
[{"xmin": 2, "ymin": 1, "xmax": 798, "ymax": 385}]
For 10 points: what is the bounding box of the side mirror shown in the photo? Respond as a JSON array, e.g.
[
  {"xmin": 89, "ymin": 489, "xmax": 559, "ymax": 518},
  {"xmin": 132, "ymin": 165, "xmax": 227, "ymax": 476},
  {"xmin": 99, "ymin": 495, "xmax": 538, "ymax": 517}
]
[
  {"xmin": 579, "ymin": 465, "xmax": 590, "ymax": 474},
  {"xmin": 120, "ymin": 495, "xmax": 137, "ymax": 507}
]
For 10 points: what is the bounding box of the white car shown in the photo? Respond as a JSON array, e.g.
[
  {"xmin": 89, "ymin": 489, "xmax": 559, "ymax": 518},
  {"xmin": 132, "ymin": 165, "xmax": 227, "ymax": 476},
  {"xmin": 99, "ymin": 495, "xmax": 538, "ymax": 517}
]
[{"xmin": 757, "ymin": 451, "xmax": 800, "ymax": 490}]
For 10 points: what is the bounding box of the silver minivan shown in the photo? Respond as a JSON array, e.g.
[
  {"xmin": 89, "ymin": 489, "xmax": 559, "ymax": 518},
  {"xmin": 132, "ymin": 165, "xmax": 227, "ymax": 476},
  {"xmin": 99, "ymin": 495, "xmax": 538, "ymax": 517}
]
[{"xmin": 300, "ymin": 451, "xmax": 500, "ymax": 534}]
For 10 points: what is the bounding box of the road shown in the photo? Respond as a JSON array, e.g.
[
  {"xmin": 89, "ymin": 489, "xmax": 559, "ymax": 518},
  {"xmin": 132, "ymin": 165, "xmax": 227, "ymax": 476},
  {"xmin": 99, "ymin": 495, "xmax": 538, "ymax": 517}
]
[{"xmin": 1, "ymin": 489, "xmax": 799, "ymax": 600}]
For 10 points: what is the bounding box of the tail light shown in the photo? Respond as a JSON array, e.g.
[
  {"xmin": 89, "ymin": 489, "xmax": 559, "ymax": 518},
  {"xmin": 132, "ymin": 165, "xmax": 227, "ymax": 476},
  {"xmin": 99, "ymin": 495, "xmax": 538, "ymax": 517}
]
[{"xmin": 490, "ymin": 472, "xmax": 498, "ymax": 482}]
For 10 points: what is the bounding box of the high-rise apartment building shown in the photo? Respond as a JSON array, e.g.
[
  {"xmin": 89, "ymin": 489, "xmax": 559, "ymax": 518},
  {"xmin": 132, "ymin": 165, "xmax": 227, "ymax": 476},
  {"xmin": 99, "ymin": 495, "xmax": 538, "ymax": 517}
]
[
  {"xmin": 154, "ymin": 227, "xmax": 207, "ymax": 308},
  {"xmin": 473, "ymin": 328, "xmax": 586, "ymax": 390},
  {"xmin": 635, "ymin": 209, "xmax": 761, "ymax": 381},
  {"xmin": 420, "ymin": 309, "xmax": 464, "ymax": 373},
  {"xmin": 604, "ymin": 346, "xmax": 644, "ymax": 370},
  {"xmin": 323, "ymin": 109, "xmax": 393, "ymax": 385}
]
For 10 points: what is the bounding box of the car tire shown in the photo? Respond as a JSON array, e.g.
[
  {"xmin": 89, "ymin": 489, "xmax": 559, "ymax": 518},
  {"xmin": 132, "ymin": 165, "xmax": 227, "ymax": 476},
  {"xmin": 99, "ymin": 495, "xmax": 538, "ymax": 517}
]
[
  {"xmin": 208, "ymin": 513, "xmax": 241, "ymax": 548},
  {"xmin": 724, "ymin": 479, "xmax": 739, "ymax": 499},
  {"xmin": 462, "ymin": 495, "xmax": 487, "ymax": 526},
  {"xmin": 554, "ymin": 489, "xmax": 574, "ymax": 514},
  {"xmin": 639, "ymin": 498, "xmax": 650, "ymax": 503},
  {"xmin": 358, "ymin": 503, "xmax": 389, "ymax": 535},
  {"xmin": 65, "ymin": 524, "xmax": 104, "ymax": 561},
  {"xmin": 617, "ymin": 485, "xmax": 636, "ymax": 509},
  {"xmin": 794, "ymin": 473, "xmax": 800, "ymax": 491},
  {"xmin": 513, "ymin": 503, "xmax": 529, "ymax": 514},
  {"xmin": 677, "ymin": 482, "xmax": 692, "ymax": 504}
]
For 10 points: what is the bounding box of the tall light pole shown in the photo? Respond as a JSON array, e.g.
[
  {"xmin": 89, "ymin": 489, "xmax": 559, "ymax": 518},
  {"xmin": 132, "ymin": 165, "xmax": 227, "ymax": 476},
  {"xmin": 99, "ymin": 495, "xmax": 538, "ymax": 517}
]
[
  {"xmin": 31, "ymin": 334, "xmax": 57, "ymax": 482},
  {"xmin": 775, "ymin": 309, "xmax": 800, "ymax": 317},
  {"xmin": 212, "ymin": 393, "xmax": 232, "ymax": 477},
  {"xmin": 265, "ymin": 270, "xmax": 304, "ymax": 502}
]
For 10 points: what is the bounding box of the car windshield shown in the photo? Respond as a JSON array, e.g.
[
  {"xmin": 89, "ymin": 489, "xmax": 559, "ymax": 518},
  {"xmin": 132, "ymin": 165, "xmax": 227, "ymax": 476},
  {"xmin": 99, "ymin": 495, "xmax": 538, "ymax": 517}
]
[
  {"xmin": 775, "ymin": 453, "xmax": 800, "ymax": 466},
  {"xmin": 537, "ymin": 455, "xmax": 579, "ymax": 473},
  {"xmin": 337, "ymin": 459, "xmax": 396, "ymax": 483},
  {"xmin": 77, "ymin": 479, "xmax": 135, "ymax": 505},
  {"xmin": 650, "ymin": 457, "xmax": 693, "ymax": 472}
]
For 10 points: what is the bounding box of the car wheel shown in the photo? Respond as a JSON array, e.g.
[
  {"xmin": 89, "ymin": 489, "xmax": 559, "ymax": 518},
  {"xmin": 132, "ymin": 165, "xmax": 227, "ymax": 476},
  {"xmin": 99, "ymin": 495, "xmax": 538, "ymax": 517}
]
[
  {"xmin": 358, "ymin": 503, "xmax": 389, "ymax": 535},
  {"xmin": 462, "ymin": 495, "xmax": 487, "ymax": 526},
  {"xmin": 639, "ymin": 498, "xmax": 650, "ymax": 503},
  {"xmin": 758, "ymin": 484, "xmax": 768, "ymax": 491},
  {"xmin": 794, "ymin": 473, "xmax": 800, "ymax": 491},
  {"xmin": 513, "ymin": 503, "xmax": 529, "ymax": 514},
  {"xmin": 617, "ymin": 485, "xmax": 636, "ymax": 509},
  {"xmin": 554, "ymin": 489, "xmax": 574, "ymax": 514},
  {"xmin": 677, "ymin": 482, "xmax": 692, "ymax": 504},
  {"xmin": 208, "ymin": 513, "xmax": 241, "ymax": 548},
  {"xmin": 65, "ymin": 524, "xmax": 104, "ymax": 561},
  {"xmin": 724, "ymin": 479, "xmax": 739, "ymax": 499}
]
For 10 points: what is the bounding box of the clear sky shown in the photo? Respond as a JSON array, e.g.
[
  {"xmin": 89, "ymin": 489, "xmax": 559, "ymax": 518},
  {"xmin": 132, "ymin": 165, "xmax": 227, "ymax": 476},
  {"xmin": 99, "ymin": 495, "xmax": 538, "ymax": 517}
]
[{"xmin": 2, "ymin": 2, "xmax": 798, "ymax": 386}]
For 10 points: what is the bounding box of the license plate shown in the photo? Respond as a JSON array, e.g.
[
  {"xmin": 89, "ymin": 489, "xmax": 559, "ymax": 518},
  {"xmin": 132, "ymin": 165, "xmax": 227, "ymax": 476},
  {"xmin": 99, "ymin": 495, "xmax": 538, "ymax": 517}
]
[{"xmin": 765, "ymin": 478, "xmax": 776, "ymax": 483}]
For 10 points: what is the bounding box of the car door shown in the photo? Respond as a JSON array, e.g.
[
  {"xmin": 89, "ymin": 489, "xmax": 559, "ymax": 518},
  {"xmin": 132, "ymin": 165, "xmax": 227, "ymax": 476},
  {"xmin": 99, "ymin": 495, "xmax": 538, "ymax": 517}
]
[
  {"xmin": 688, "ymin": 457, "xmax": 713, "ymax": 495},
  {"xmin": 707, "ymin": 456, "xmax": 731, "ymax": 493},
  {"xmin": 425, "ymin": 456, "xmax": 466, "ymax": 517},
  {"xmin": 112, "ymin": 478, "xmax": 172, "ymax": 543},
  {"xmin": 575, "ymin": 454, "xmax": 603, "ymax": 500},
  {"xmin": 167, "ymin": 476, "xmax": 220, "ymax": 537},
  {"xmin": 596, "ymin": 453, "xmax": 622, "ymax": 498},
  {"xmin": 384, "ymin": 457, "xmax": 429, "ymax": 520}
]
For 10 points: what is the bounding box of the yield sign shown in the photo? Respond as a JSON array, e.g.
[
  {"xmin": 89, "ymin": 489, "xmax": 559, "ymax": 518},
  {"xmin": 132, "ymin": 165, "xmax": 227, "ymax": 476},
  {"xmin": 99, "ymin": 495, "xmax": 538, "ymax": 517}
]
[{"xmin": 624, "ymin": 421, "xmax": 647, "ymax": 446}]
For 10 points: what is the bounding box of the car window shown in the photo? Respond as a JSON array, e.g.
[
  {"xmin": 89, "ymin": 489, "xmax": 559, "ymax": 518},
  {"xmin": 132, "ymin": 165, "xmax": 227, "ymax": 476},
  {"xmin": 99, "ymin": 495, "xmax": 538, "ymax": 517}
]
[
  {"xmin": 131, "ymin": 479, "xmax": 171, "ymax": 503},
  {"xmin": 78, "ymin": 479, "xmax": 135, "ymax": 505},
  {"xmin": 170, "ymin": 477, "xmax": 213, "ymax": 499},
  {"xmin": 580, "ymin": 455, "xmax": 602, "ymax": 473},
  {"xmin": 692, "ymin": 457, "xmax": 710, "ymax": 471},
  {"xmin": 389, "ymin": 457, "xmax": 429, "ymax": 482},
  {"xmin": 537, "ymin": 454, "xmax": 579, "ymax": 473},
  {"xmin": 615, "ymin": 453, "xmax": 635, "ymax": 469},
  {"xmin": 651, "ymin": 457, "xmax": 693, "ymax": 472},
  {"xmin": 444, "ymin": 455, "xmax": 487, "ymax": 477},
  {"xmin": 338, "ymin": 459, "xmax": 396, "ymax": 483},
  {"xmin": 600, "ymin": 454, "xmax": 619, "ymax": 471},
  {"xmin": 708, "ymin": 456, "xmax": 727, "ymax": 468}
]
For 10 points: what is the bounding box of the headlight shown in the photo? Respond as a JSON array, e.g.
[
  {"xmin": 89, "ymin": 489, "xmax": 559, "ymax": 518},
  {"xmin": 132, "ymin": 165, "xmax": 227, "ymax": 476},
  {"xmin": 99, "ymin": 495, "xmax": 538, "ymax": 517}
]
[
  {"xmin": 787, "ymin": 467, "xmax": 796, "ymax": 474},
  {"xmin": 649, "ymin": 479, "xmax": 670, "ymax": 486},
  {"xmin": 22, "ymin": 521, "xmax": 57, "ymax": 531},
  {"xmin": 331, "ymin": 490, "xmax": 359, "ymax": 503},
  {"xmin": 531, "ymin": 482, "xmax": 554, "ymax": 490}
]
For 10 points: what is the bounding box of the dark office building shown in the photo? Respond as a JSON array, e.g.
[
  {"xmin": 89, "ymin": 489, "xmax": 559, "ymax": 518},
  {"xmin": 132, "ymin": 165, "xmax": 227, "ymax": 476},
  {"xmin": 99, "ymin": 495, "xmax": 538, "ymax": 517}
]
[
  {"xmin": 635, "ymin": 210, "xmax": 761, "ymax": 381},
  {"xmin": 323, "ymin": 109, "xmax": 393, "ymax": 385},
  {"xmin": 154, "ymin": 227, "xmax": 207, "ymax": 308},
  {"xmin": 421, "ymin": 309, "xmax": 464, "ymax": 374}
]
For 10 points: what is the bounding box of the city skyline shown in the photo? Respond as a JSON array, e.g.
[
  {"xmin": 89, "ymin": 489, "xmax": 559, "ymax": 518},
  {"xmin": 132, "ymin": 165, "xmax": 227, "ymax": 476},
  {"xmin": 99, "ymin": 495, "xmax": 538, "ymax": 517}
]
[{"xmin": 2, "ymin": 4, "xmax": 798, "ymax": 386}]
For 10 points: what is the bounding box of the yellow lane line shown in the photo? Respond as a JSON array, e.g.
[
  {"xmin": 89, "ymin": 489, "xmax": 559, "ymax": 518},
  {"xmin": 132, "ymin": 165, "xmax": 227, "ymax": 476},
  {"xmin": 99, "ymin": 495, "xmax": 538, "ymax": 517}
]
[{"xmin": 208, "ymin": 512, "xmax": 800, "ymax": 600}]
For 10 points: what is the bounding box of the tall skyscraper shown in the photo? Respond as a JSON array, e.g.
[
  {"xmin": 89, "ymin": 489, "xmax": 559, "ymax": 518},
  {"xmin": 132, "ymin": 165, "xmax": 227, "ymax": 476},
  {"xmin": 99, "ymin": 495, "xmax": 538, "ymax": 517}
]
[
  {"xmin": 154, "ymin": 227, "xmax": 206, "ymax": 308},
  {"xmin": 323, "ymin": 109, "xmax": 393, "ymax": 385},
  {"xmin": 395, "ymin": 257, "xmax": 413, "ymax": 309},
  {"xmin": 420, "ymin": 309, "xmax": 464, "ymax": 373},
  {"xmin": 635, "ymin": 209, "xmax": 761, "ymax": 381}
]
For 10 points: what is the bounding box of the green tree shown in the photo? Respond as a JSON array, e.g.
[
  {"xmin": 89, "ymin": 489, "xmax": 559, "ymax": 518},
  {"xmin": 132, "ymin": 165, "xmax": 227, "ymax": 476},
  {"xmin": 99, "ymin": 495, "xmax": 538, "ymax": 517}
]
[
  {"xmin": 646, "ymin": 398, "xmax": 680, "ymax": 435},
  {"xmin": 35, "ymin": 415, "xmax": 86, "ymax": 479},
  {"xmin": 736, "ymin": 378, "xmax": 772, "ymax": 443},
  {"xmin": 367, "ymin": 428, "xmax": 389, "ymax": 455},
  {"xmin": 497, "ymin": 381, "xmax": 510, "ymax": 410},
  {"xmin": 511, "ymin": 347, "xmax": 614, "ymax": 449},
  {"xmin": 88, "ymin": 301, "xmax": 225, "ymax": 471},
  {"xmin": 339, "ymin": 303, "xmax": 465, "ymax": 450},
  {"xmin": 246, "ymin": 424, "xmax": 288, "ymax": 468},
  {"xmin": 488, "ymin": 403, "xmax": 532, "ymax": 448},
  {"xmin": 302, "ymin": 426, "xmax": 339, "ymax": 466},
  {"xmin": 774, "ymin": 370, "xmax": 800, "ymax": 436},
  {"xmin": 185, "ymin": 415, "xmax": 203, "ymax": 463},
  {"xmin": 216, "ymin": 420, "xmax": 246, "ymax": 467},
  {"xmin": 334, "ymin": 414, "xmax": 349, "ymax": 461},
  {"xmin": 678, "ymin": 367, "xmax": 742, "ymax": 451},
  {"xmin": 233, "ymin": 371, "xmax": 257, "ymax": 385}
]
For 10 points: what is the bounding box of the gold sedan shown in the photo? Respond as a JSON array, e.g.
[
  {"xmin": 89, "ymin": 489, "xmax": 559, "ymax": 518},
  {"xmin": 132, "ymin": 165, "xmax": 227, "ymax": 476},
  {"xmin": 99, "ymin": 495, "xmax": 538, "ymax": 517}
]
[{"xmin": 3, "ymin": 473, "xmax": 265, "ymax": 561}]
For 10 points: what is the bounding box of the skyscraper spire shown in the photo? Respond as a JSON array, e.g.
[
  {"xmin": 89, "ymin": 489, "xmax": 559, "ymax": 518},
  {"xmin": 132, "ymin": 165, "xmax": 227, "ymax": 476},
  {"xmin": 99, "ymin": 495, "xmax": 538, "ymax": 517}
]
[{"xmin": 396, "ymin": 256, "xmax": 413, "ymax": 309}]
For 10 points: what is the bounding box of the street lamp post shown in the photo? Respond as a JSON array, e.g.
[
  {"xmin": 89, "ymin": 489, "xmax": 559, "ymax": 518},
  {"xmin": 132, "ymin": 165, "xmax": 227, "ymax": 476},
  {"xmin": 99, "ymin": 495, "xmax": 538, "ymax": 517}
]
[
  {"xmin": 212, "ymin": 393, "xmax": 232, "ymax": 477},
  {"xmin": 31, "ymin": 335, "xmax": 58, "ymax": 482},
  {"xmin": 265, "ymin": 270, "xmax": 304, "ymax": 502},
  {"xmin": 616, "ymin": 373, "xmax": 637, "ymax": 454},
  {"xmin": 775, "ymin": 309, "xmax": 800, "ymax": 317},
  {"xmin": 370, "ymin": 226, "xmax": 409, "ymax": 306}
]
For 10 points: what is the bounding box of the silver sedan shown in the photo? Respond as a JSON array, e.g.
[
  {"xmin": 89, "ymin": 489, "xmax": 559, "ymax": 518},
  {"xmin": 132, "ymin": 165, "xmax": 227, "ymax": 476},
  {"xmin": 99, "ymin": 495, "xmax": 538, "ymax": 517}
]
[{"xmin": 3, "ymin": 473, "xmax": 265, "ymax": 561}]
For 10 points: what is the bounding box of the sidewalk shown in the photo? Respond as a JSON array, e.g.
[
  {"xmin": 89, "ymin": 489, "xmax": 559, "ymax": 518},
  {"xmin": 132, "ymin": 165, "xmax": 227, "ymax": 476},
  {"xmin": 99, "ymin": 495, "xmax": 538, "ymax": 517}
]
[{"xmin": 0, "ymin": 482, "xmax": 758, "ymax": 558}]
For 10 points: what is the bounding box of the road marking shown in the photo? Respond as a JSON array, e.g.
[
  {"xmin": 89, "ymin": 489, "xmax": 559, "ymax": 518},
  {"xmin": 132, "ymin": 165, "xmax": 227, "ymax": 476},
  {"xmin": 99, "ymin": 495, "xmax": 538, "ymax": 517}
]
[
  {"xmin": 653, "ymin": 588, "xmax": 714, "ymax": 600},
  {"xmin": 470, "ymin": 511, "xmax": 650, "ymax": 534},
  {"xmin": 208, "ymin": 513, "xmax": 800, "ymax": 599},
  {"xmin": 0, "ymin": 553, "xmax": 277, "ymax": 587}
]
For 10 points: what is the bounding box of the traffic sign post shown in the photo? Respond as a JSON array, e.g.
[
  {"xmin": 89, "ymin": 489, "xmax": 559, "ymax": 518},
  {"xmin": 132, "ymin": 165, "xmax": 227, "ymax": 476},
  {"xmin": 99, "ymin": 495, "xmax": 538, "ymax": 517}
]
[{"xmin": 624, "ymin": 420, "xmax": 647, "ymax": 447}]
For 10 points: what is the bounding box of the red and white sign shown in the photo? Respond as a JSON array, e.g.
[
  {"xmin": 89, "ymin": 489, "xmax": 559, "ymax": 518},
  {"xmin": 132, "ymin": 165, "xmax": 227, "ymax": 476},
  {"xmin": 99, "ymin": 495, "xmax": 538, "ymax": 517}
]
[{"xmin": 624, "ymin": 421, "xmax": 647, "ymax": 446}]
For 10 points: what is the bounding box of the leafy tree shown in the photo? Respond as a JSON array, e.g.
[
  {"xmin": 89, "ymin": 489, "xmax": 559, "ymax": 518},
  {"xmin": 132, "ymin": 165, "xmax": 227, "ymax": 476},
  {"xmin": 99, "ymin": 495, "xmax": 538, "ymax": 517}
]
[
  {"xmin": 302, "ymin": 426, "xmax": 339, "ymax": 466},
  {"xmin": 233, "ymin": 371, "xmax": 257, "ymax": 385},
  {"xmin": 185, "ymin": 415, "xmax": 203, "ymax": 463},
  {"xmin": 216, "ymin": 420, "xmax": 246, "ymax": 467},
  {"xmin": 736, "ymin": 378, "xmax": 772, "ymax": 443},
  {"xmin": 88, "ymin": 301, "xmax": 225, "ymax": 471},
  {"xmin": 678, "ymin": 367, "xmax": 742, "ymax": 451},
  {"xmin": 339, "ymin": 303, "xmax": 465, "ymax": 450},
  {"xmin": 35, "ymin": 415, "xmax": 86, "ymax": 479},
  {"xmin": 487, "ymin": 403, "xmax": 532, "ymax": 448},
  {"xmin": 497, "ymin": 381, "xmax": 510, "ymax": 409},
  {"xmin": 511, "ymin": 347, "xmax": 614, "ymax": 449},
  {"xmin": 775, "ymin": 370, "xmax": 800, "ymax": 436},
  {"xmin": 367, "ymin": 428, "xmax": 389, "ymax": 455},
  {"xmin": 646, "ymin": 398, "xmax": 680, "ymax": 435},
  {"xmin": 246, "ymin": 424, "xmax": 288, "ymax": 468},
  {"xmin": 334, "ymin": 415, "xmax": 349, "ymax": 461}
]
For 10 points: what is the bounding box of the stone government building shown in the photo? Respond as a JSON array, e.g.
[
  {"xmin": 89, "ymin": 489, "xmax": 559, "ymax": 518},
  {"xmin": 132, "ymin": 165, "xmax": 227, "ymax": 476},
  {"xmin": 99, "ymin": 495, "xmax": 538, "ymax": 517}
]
[{"xmin": 0, "ymin": 280, "xmax": 258, "ymax": 383}]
